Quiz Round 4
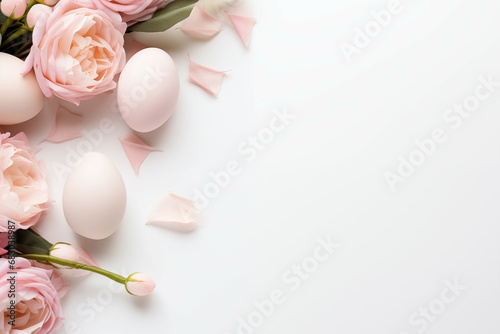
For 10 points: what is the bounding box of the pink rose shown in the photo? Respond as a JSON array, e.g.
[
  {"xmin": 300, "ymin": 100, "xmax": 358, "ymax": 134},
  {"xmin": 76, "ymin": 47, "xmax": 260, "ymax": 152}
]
[
  {"xmin": 24, "ymin": 0, "xmax": 126, "ymax": 105},
  {"xmin": 0, "ymin": 257, "xmax": 68, "ymax": 334},
  {"xmin": 95, "ymin": 0, "xmax": 172, "ymax": 25},
  {"xmin": 0, "ymin": 132, "xmax": 49, "ymax": 232}
]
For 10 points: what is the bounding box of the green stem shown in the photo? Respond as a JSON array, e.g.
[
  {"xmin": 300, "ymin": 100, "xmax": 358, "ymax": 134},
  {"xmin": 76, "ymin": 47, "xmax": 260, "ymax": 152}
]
[
  {"xmin": 18, "ymin": 254, "xmax": 127, "ymax": 284},
  {"xmin": 20, "ymin": 0, "xmax": 37, "ymax": 31},
  {"xmin": 0, "ymin": 17, "xmax": 13, "ymax": 37},
  {"xmin": 1, "ymin": 28, "xmax": 28, "ymax": 49},
  {"xmin": 25, "ymin": 0, "xmax": 37, "ymax": 14},
  {"xmin": 13, "ymin": 40, "xmax": 32, "ymax": 58},
  {"xmin": 2, "ymin": 39, "xmax": 26, "ymax": 52}
]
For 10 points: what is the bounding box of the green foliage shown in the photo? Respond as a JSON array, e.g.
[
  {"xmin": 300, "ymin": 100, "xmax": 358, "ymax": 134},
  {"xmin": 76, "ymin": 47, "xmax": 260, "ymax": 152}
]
[
  {"xmin": 14, "ymin": 228, "xmax": 53, "ymax": 255},
  {"xmin": 128, "ymin": 0, "xmax": 198, "ymax": 33}
]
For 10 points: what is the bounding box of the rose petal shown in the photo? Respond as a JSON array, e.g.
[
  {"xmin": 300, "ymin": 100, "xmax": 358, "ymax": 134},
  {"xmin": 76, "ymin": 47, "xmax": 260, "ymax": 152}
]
[
  {"xmin": 179, "ymin": 3, "xmax": 222, "ymax": 40},
  {"xmin": 119, "ymin": 133, "xmax": 161, "ymax": 174},
  {"xmin": 42, "ymin": 107, "xmax": 83, "ymax": 143},
  {"xmin": 188, "ymin": 57, "xmax": 228, "ymax": 97},
  {"xmin": 147, "ymin": 193, "xmax": 199, "ymax": 233},
  {"xmin": 227, "ymin": 12, "xmax": 256, "ymax": 47}
]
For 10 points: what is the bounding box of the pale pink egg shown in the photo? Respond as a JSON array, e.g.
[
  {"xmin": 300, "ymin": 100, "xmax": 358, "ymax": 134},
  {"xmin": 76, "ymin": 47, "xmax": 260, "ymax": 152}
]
[
  {"xmin": 63, "ymin": 152, "xmax": 127, "ymax": 240},
  {"xmin": 117, "ymin": 48, "xmax": 179, "ymax": 133},
  {"xmin": 0, "ymin": 53, "xmax": 45, "ymax": 125}
]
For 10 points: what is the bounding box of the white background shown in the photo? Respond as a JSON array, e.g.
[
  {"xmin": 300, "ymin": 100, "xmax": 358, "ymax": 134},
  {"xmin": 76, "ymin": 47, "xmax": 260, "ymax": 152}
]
[{"xmin": 5, "ymin": 0, "xmax": 500, "ymax": 333}]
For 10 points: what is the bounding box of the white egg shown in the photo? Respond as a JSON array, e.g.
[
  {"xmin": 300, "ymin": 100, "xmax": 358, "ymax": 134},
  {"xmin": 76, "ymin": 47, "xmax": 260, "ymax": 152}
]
[
  {"xmin": 63, "ymin": 152, "xmax": 127, "ymax": 240},
  {"xmin": 0, "ymin": 52, "xmax": 45, "ymax": 125},
  {"xmin": 117, "ymin": 48, "xmax": 179, "ymax": 133}
]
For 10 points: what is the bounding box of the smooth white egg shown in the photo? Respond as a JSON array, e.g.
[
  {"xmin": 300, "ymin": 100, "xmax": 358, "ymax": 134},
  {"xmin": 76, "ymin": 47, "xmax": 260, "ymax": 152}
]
[
  {"xmin": 117, "ymin": 48, "xmax": 179, "ymax": 133},
  {"xmin": 63, "ymin": 152, "xmax": 127, "ymax": 240},
  {"xmin": 0, "ymin": 52, "xmax": 45, "ymax": 125}
]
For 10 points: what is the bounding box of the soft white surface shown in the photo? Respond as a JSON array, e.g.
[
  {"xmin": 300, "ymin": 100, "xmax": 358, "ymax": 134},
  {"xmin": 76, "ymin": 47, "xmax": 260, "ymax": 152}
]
[{"xmin": 5, "ymin": 0, "xmax": 500, "ymax": 333}]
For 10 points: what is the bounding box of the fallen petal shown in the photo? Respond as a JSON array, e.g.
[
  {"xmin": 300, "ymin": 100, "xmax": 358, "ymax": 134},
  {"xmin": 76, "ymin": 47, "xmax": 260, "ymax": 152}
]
[
  {"xmin": 199, "ymin": 0, "xmax": 238, "ymax": 17},
  {"xmin": 189, "ymin": 57, "xmax": 228, "ymax": 97},
  {"xmin": 147, "ymin": 193, "xmax": 199, "ymax": 233},
  {"xmin": 119, "ymin": 133, "xmax": 161, "ymax": 174},
  {"xmin": 179, "ymin": 3, "xmax": 222, "ymax": 40},
  {"xmin": 227, "ymin": 12, "xmax": 256, "ymax": 47},
  {"xmin": 42, "ymin": 107, "xmax": 82, "ymax": 143}
]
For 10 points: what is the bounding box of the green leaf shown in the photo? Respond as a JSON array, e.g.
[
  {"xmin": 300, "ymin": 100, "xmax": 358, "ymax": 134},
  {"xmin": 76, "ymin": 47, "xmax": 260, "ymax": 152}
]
[
  {"xmin": 14, "ymin": 228, "xmax": 53, "ymax": 255},
  {"xmin": 128, "ymin": 0, "xmax": 198, "ymax": 33},
  {"xmin": 0, "ymin": 12, "xmax": 6, "ymax": 43}
]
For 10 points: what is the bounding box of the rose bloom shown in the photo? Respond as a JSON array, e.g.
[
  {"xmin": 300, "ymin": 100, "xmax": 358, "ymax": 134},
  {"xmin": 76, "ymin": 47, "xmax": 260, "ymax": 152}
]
[
  {"xmin": 95, "ymin": 0, "xmax": 172, "ymax": 25},
  {"xmin": 24, "ymin": 0, "xmax": 126, "ymax": 105},
  {"xmin": 0, "ymin": 257, "xmax": 68, "ymax": 334},
  {"xmin": 0, "ymin": 133, "xmax": 49, "ymax": 232}
]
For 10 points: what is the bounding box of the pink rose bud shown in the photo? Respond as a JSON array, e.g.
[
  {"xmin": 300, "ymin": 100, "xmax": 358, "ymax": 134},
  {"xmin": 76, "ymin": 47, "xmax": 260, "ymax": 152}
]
[
  {"xmin": 49, "ymin": 242, "xmax": 99, "ymax": 277},
  {"xmin": 0, "ymin": 0, "xmax": 27, "ymax": 19},
  {"xmin": 125, "ymin": 273, "xmax": 156, "ymax": 296},
  {"xmin": 26, "ymin": 4, "xmax": 52, "ymax": 28}
]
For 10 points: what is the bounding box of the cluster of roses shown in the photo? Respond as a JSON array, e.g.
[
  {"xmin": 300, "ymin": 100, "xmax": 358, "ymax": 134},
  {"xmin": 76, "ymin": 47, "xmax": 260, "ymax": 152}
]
[
  {"xmin": 0, "ymin": 0, "xmax": 251, "ymax": 332},
  {"xmin": 0, "ymin": 133, "xmax": 155, "ymax": 334},
  {"xmin": 0, "ymin": 0, "xmax": 171, "ymax": 105}
]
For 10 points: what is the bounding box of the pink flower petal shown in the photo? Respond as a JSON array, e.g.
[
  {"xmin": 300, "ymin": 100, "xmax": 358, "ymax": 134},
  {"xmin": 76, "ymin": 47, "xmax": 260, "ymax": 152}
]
[
  {"xmin": 12, "ymin": 131, "xmax": 30, "ymax": 147},
  {"xmin": 79, "ymin": 246, "xmax": 99, "ymax": 267},
  {"xmin": 188, "ymin": 57, "xmax": 228, "ymax": 97},
  {"xmin": 126, "ymin": 39, "xmax": 147, "ymax": 62},
  {"xmin": 227, "ymin": 12, "xmax": 256, "ymax": 47},
  {"xmin": 147, "ymin": 193, "xmax": 199, "ymax": 233},
  {"xmin": 119, "ymin": 133, "xmax": 161, "ymax": 174},
  {"xmin": 42, "ymin": 107, "xmax": 83, "ymax": 143},
  {"xmin": 179, "ymin": 3, "xmax": 222, "ymax": 40}
]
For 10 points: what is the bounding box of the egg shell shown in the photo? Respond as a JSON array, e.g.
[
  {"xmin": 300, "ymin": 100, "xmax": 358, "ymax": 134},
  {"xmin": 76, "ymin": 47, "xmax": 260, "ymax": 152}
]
[
  {"xmin": 63, "ymin": 152, "xmax": 127, "ymax": 240},
  {"xmin": 117, "ymin": 48, "xmax": 179, "ymax": 133},
  {"xmin": 0, "ymin": 52, "xmax": 45, "ymax": 125}
]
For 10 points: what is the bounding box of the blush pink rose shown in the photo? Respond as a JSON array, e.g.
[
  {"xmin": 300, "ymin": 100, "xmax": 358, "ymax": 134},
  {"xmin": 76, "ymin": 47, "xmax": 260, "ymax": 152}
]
[
  {"xmin": 0, "ymin": 257, "xmax": 68, "ymax": 334},
  {"xmin": 95, "ymin": 0, "xmax": 172, "ymax": 25},
  {"xmin": 24, "ymin": 0, "xmax": 126, "ymax": 105},
  {"xmin": 0, "ymin": 132, "xmax": 49, "ymax": 232}
]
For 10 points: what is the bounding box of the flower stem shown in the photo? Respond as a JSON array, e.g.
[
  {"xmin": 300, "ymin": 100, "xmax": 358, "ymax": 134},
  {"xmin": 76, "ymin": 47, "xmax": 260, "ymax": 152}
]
[
  {"xmin": 18, "ymin": 254, "xmax": 127, "ymax": 284},
  {"xmin": 13, "ymin": 40, "xmax": 32, "ymax": 58},
  {"xmin": 1, "ymin": 28, "xmax": 29, "ymax": 49},
  {"xmin": 0, "ymin": 17, "xmax": 13, "ymax": 37},
  {"xmin": 26, "ymin": 0, "xmax": 37, "ymax": 13}
]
